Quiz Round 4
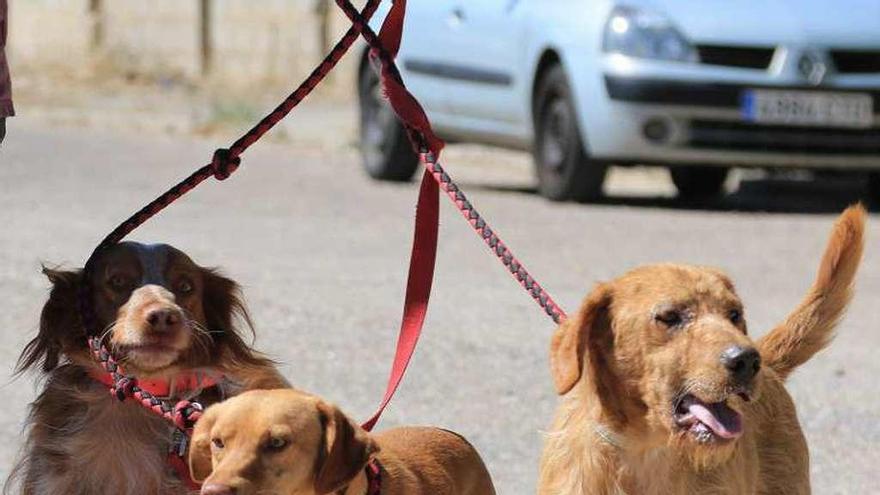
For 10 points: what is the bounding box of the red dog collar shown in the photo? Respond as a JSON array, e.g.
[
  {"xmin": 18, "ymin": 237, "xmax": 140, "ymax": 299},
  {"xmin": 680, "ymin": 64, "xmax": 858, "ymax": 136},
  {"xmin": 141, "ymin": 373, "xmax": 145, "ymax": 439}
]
[
  {"xmin": 89, "ymin": 369, "xmax": 223, "ymax": 399},
  {"xmin": 89, "ymin": 368, "xmax": 222, "ymax": 490},
  {"xmin": 365, "ymin": 458, "xmax": 382, "ymax": 495}
]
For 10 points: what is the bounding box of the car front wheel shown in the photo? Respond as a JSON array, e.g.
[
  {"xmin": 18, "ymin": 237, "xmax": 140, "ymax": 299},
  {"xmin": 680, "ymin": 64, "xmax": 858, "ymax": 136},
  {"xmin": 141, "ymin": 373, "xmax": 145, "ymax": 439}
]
[
  {"xmin": 533, "ymin": 66, "xmax": 606, "ymax": 202},
  {"xmin": 358, "ymin": 63, "xmax": 419, "ymax": 181}
]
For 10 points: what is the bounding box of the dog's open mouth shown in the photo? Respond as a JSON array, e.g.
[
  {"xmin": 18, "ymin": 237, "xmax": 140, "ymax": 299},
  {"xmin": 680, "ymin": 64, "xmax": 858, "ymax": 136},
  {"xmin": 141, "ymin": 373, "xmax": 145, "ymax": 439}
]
[{"xmin": 674, "ymin": 394, "xmax": 745, "ymax": 443}]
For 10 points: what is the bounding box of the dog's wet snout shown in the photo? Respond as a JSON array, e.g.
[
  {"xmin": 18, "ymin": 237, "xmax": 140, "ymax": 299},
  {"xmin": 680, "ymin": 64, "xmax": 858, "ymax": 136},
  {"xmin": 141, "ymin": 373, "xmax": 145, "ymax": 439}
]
[
  {"xmin": 201, "ymin": 483, "xmax": 235, "ymax": 495},
  {"xmin": 720, "ymin": 346, "xmax": 761, "ymax": 384},
  {"xmin": 145, "ymin": 307, "xmax": 183, "ymax": 333}
]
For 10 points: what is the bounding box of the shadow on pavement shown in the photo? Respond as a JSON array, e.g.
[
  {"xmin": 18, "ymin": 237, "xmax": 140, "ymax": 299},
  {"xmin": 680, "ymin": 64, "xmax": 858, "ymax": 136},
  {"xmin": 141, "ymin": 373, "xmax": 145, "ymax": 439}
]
[{"xmin": 468, "ymin": 173, "xmax": 877, "ymax": 215}]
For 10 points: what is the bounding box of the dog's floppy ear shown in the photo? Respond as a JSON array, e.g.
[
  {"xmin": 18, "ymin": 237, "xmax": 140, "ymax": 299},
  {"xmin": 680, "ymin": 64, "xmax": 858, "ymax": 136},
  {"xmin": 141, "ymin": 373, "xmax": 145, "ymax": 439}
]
[
  {"xmin": 201, "ymin": 268, "xmax": 268, "ymax": 366},
  {"xmin": 188, "ymin": 405, "xmax": 219, "ymax": 483},
  {"xmin": 314, "ymin": 401, "xmax": 378, "ymax": 494},
  {"xmin": 202, "ymin": 268, "xmax": 252, "ymax": 336},
  {"xmin": 550, "ymin": 282, "xmax": 612, "ymax": 395},
  {"xmin": 16, "ymin": 267, "xmax": 83, "ymax": 374},
  {"xmin": 551, "ymin": 283, "xmax": 629, "ymax": 426}
]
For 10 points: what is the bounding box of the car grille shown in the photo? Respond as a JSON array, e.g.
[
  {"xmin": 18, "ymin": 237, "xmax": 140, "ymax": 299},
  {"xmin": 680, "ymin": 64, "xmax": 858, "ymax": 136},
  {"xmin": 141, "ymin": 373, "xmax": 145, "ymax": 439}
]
[
  {"xmin": 830, "ymin": 49, "xmax": 880, "ymax": 74},
  {"xmin": 687, "ymin": 120, "xmax": 880, "ymax": 155},
  {"xmin": 695, "ymin": 44, "xmax": 776, "ymax": 70}
]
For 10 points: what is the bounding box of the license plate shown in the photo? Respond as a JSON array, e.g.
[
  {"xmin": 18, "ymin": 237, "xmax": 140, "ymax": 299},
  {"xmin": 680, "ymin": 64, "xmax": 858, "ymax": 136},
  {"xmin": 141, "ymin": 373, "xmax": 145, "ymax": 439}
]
[{"xmin": 742, "ymin": 89, "xmax": 873, "ymax": 128}]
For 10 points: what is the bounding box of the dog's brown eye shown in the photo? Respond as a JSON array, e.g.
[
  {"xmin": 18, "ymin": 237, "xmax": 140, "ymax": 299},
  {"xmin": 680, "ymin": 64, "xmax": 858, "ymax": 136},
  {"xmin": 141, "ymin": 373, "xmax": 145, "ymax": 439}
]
[
  {"xmin": 655, "ymin": 309, "xmax": 683, "ymax": 327},
  {"xmin": 177, "ymin": 278, "xmax": 194, "ymax": 295},
  {"xmin": 728, "ymin": 309, "xmax": 742, "ymax": 324},
  {"xmin": 266, "ymin": 437, "xmax": 287, "ymax": 451},
  {"xmin": 108, "ymin": 274, "xmax": 131, "ymax": 291},
  {"xmin": 212, "ymin": 438, "xmax": 224, "ymax": 449}
]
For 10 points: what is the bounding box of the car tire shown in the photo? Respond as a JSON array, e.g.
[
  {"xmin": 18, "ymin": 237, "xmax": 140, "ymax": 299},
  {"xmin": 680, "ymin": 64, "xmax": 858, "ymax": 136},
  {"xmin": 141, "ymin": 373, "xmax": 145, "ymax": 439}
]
[
  {"xmin": 533, "ymin": 65, "xmax": 606, "ymax": 202},
  {"xmin": 358, "ymin": 63, "xmax": 419, "ymax": 181},
  {"xmin": 670, "ymin": 166, "xmax": 729, "ymax": 199}
]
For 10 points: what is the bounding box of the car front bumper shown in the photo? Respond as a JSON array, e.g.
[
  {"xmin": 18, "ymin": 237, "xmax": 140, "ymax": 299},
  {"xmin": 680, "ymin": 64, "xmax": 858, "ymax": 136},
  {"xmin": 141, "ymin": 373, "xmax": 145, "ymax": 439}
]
[{"xmin": 576, "ymin": 54, "xmax": 880, "ymax": 170}]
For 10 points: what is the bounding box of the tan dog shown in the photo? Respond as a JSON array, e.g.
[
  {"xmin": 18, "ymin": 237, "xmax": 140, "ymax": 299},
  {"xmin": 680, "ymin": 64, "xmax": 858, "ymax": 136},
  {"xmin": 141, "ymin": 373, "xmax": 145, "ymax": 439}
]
[
  {"xmin": 189, "ymin": 389, "xmax": 497, "ymax": 495},
  {"xmin": 539, "ymin": 205, "xmax": 866, "ymax": 494}
]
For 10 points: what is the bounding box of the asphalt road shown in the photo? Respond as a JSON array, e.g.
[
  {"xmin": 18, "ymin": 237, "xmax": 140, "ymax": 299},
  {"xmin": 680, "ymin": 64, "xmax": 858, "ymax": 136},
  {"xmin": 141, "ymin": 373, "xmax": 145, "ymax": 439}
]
[{"xmin": 1, "ymin": 124, "xmax": 878, "ymax": 494}]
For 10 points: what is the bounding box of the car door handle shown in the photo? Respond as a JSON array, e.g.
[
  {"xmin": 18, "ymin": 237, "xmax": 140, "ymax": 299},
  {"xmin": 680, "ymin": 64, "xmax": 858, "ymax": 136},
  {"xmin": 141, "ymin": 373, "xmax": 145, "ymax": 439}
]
[{"xmin": 449, "ymin": 7, "xmax": 466, "ymax": 25}]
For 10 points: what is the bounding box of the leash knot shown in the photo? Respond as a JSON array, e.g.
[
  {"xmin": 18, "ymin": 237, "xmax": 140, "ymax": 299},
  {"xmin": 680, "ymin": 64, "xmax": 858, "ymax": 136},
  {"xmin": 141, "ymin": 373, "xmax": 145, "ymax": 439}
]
[
  {"xmin": 114, "ymin": 376, "xmax": 136, "ymax": 401},
  {"xmin": 173, "ymin": 400, "xmax": 204, "ymax": 430},
  {"xmin": 211, "ymin": 148, "xmax": 241, "ymax": 181}
]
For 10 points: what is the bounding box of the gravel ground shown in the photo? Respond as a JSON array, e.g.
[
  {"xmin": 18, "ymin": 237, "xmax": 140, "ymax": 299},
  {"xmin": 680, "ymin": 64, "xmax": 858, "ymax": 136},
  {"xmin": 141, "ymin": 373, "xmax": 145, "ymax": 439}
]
[{"xmin": 1, "ymin": 122, "xmax": 878, "ymax": 494}]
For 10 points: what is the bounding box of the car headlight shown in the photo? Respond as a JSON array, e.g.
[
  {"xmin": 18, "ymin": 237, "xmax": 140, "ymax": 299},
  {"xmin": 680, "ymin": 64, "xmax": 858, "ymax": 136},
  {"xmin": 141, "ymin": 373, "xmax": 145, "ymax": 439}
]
[{"xmin": 603, "ymin": 6, "xmax": 698, "ymax": 62}]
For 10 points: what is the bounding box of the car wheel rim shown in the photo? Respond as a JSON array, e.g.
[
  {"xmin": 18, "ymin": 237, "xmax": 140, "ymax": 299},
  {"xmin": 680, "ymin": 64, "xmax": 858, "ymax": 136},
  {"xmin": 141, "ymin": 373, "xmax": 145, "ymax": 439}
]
[{"xmin": 540, "ymin": 98, "xmax": 570, "ymax": 174}]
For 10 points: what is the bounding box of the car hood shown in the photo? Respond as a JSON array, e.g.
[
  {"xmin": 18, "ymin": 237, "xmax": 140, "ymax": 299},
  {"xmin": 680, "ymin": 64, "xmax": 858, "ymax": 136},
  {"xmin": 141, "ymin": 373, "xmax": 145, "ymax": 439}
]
[{"xmin": 641, "ymin": 0, "xmax": 880, "ymax": 47}]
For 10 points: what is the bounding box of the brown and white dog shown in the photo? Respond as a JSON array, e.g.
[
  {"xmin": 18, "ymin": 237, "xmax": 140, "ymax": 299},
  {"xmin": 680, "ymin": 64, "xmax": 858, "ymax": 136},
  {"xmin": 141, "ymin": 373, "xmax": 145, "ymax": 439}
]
[
  {"xmin": 7, "ymin": 242, "xmax": 288, "ymax": 495},
  {"xmin": 539, "ymin": 205, "xmax": 866, "ymax": 494},
  {"xmin": 189, "ymin": 388, "xmax": 497, "ymax": 495}
]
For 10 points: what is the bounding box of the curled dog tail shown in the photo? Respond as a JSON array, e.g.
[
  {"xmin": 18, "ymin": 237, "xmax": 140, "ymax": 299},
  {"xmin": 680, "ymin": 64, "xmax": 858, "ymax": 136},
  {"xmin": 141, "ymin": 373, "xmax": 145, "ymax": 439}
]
[{"xmin": 757, "ymin": 205, "xmax": 867, "ymax": 381}]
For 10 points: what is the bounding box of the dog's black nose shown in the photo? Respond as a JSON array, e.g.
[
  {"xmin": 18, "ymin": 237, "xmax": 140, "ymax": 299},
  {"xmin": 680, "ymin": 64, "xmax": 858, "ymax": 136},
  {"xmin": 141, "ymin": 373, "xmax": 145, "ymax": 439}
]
[
  {"xmin": 720, "ymin": 346, "xmax": 761, "ymax": 384},
  {"xmin": 145, "ymin": 308, "xmax": 182, "ymax": 333}
]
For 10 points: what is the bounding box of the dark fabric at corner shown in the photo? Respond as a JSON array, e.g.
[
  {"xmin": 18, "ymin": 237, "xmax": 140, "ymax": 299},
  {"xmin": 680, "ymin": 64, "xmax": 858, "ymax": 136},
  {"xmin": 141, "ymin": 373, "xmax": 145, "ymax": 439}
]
[{"xmin": 0, "ymin": 0, "xmax": 13, "ymax": 117}]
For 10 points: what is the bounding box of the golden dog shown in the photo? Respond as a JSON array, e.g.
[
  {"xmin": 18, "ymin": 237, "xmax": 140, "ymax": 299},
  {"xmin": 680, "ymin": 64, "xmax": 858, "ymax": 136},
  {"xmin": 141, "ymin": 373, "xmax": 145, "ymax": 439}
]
[
  {"xmin": 189, "ymin": 389, "xmax": 497, "ymax": 495},
  {"xmin": 539, "ymin": 205, "xmax": 866, "ymax": 494}
]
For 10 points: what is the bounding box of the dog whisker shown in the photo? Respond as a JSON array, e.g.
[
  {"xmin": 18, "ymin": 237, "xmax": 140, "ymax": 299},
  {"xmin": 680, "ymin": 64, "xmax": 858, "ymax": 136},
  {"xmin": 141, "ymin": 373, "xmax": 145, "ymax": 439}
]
[
  {"xmin": 189, "ymin": 320, "xmax": 212, "ymax": 337},
  {"xmin": 98, "ymin": 321, "xmax": 117, "ymax": 345},
  {"xmin": 183, "ymin": 312, "xmax": 217, "ymax": 338},
  {"xmin": 187, "ymin": 328, "xmax": 216, "ymax": 364},
  {"xmin": 188, "ymin": 321, "xmax": 213, "ymax": 344}
]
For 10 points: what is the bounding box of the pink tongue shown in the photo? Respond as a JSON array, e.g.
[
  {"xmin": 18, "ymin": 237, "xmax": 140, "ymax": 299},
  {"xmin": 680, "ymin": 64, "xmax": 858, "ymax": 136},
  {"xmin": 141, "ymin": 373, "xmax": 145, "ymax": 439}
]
[{"xmin": 687, "ymin": 401, "xmax": 743, "ymax": 439}]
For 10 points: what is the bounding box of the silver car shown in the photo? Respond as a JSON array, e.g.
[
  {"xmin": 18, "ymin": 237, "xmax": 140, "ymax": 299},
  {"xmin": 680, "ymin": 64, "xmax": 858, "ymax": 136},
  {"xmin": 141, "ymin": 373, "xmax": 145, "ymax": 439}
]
[{"xmin": 358, "ymin": 0, "xmax": 880, "ymax": 200}]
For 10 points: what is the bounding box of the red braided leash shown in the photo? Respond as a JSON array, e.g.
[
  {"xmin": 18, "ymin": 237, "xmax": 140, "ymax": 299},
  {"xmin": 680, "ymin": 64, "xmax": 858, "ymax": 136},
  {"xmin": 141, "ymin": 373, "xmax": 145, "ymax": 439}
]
[
  {"xmin": 363, "ymin": 6, "xmax": 566, "ymax": 324},
  {"xmin": 77, "ymin": 0, "xmax": 565, "ymax": 459},
  {"xmin": 422, "ymin": 153, "xmax": 565, "ymax": 324},
  {"xmin": 78, "ymin": 0, "xmax": 383, "ymax": 430},
  {"xmin": 341, "ymin": 0, "xmax": 565, "ymax": 431}
]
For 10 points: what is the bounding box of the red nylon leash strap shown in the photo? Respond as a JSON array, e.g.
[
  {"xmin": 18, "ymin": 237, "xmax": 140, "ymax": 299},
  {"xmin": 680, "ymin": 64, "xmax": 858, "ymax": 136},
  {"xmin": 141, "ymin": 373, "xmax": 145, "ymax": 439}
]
[
  {"xmin": 75, "ymin": 0, "xmax": 566, "ymax": 451},
  {"xmin": 352, "ymin": 0, "xmax": 566, "ymax": 431},
  {"xmin": 361, "ymin": 169, "xmax": 438, "ymax": 431},
  {"xmin": 350, "ymin": 1, "xmax": 564, "ymax": 327},
  {"xmin": 360, "ymin": 154, "xmax": 567, "ymax": 431}
]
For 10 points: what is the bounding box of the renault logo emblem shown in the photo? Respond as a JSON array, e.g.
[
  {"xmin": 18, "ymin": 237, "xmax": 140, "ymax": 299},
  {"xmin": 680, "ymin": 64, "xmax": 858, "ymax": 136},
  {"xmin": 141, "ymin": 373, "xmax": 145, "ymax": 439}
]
[{"xmin": 797, "ymin": 50, "xmax": 827, "ymax": 86}]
